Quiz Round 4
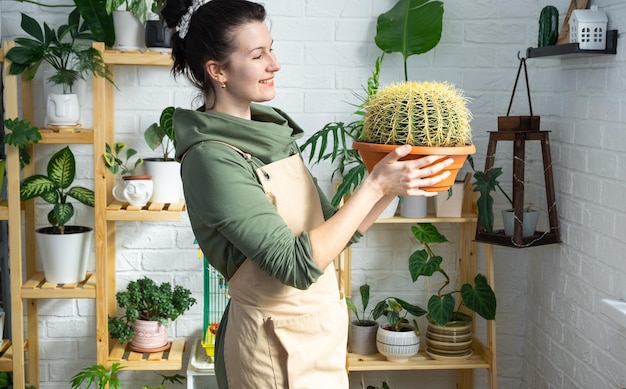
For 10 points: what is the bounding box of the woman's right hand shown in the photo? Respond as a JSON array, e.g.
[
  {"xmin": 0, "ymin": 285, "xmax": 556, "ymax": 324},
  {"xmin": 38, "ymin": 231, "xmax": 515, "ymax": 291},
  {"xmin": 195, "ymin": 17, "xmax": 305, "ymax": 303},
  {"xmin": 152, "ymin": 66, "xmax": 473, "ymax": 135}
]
[{"xmin": 365, "ymin": 144, "xmax": 455, "ymax": 198}]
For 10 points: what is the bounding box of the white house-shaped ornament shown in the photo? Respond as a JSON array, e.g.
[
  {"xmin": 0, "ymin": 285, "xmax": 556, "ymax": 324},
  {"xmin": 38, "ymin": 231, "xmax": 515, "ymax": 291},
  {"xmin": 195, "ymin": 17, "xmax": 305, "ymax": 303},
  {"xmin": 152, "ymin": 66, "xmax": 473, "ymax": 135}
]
[{"xmin": 569, "ymin": 5, "xmax": 608, "ymax": 50}]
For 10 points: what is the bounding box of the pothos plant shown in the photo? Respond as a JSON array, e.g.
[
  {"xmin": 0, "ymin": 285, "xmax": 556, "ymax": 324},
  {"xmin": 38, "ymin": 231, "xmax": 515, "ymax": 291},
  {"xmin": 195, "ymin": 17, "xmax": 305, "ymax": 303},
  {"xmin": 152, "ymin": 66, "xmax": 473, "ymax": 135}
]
[
  {"xmin": 108, "ymin": 277, "xmax": 197, "ymax": 343},
  {"xmin": 409, "ymin": 223, "xmax": 496, "ymax": 326}
]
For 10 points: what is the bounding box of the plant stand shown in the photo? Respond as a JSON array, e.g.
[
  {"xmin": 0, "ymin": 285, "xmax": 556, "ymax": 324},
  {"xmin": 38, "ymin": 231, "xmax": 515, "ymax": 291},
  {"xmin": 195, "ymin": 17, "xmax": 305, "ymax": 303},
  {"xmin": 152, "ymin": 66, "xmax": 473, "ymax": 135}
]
[{"xmin": 475, "ymin": 129, "xmax": 560, "ymax": 247}]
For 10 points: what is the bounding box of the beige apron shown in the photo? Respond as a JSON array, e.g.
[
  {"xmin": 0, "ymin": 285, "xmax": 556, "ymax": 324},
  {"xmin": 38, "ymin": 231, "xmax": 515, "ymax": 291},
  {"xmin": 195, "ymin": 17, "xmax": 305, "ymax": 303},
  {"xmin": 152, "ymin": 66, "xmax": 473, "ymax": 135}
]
[{"xmin": 221, "ymin": 145, "xmax": 348, "ymax": 389}]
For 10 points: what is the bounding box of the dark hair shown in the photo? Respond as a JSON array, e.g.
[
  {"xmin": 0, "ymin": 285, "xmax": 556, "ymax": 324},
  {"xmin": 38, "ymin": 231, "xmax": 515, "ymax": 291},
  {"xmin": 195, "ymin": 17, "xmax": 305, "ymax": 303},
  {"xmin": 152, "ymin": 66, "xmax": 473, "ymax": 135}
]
[{"xmin": 162, "ymin": 0, "xmax": 266, "ymax": 99}]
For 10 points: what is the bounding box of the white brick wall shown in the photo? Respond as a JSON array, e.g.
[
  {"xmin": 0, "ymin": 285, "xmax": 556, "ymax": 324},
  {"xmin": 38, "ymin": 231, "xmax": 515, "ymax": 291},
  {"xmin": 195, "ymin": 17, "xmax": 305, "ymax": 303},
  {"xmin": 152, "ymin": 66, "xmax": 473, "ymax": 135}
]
[{"xmin": 2, "ymin": 0, "xmax": 626, "ymax": 388}]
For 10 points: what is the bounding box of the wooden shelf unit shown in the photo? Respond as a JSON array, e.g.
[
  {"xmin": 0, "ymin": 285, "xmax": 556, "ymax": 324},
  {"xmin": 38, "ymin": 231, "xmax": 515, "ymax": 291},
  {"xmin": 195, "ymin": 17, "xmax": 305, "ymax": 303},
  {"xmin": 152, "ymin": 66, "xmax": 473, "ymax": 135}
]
[
  {"xmin": 342, "ymin": 184, "xmax": 497, "ymax": 389},
  {"xmin": 2, "ymin": 42, "xmax": 185, "ymax": 388}
]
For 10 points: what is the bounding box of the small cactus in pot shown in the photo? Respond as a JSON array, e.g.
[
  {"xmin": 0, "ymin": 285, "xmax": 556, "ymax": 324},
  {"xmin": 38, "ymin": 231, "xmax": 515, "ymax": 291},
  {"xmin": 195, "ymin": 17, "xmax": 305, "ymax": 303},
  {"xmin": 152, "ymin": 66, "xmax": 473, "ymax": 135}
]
[{"xmin": 353, "ymin": 81, "xmax": 476, "ymax": 192}]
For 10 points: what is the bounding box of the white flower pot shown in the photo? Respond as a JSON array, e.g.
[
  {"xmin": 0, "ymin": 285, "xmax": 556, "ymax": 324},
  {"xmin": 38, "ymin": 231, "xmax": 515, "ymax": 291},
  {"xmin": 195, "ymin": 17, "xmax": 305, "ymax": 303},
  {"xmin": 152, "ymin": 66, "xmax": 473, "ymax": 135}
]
[
  {"xmin": 379, "ymin": 196, "xmax": 399, "ymax": 218},
  {"xmin": 36, "ymin": 226, "xmax": 92, "ymax": 284},
  {"xmin": 376, "ymin": 325, "xmax": 420, "ymax": 362},
  {"xmin": 46, "ymin": 93, "xmax": 80, "ymax": 126},
  {"xmin": 143, "ymin": 159, "xmax": 183, "ymax": 204},
  {"xmin": 113, "ymin": 10, "xmax": 146, "ymax": 51}
]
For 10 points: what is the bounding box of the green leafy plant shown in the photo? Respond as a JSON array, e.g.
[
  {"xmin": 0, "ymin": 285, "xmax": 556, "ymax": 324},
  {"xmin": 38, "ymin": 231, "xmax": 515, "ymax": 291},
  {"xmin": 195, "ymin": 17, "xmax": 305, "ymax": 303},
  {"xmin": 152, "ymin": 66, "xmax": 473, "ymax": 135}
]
[
  {"xmin": 20, "ymin": 146, "xmax": 95, "ymax": 233},
  {"xmin": 106, "ymin": 0, "xmax": 149, "ymax": 24},
  {"xmin": 108, "ymin": 276, "xmax": 197, "ymax": 343},
  {"xmin": 372, "ymin": 296, "xmax": 426, "ymax": 333},
  {"xmin": 408, "ymin": 223, "xmax": 496, "ymax": 326},
  {"xmin": 144, "ymin": 106, "xmax": 176, "ymax": 161},
  {"xmin": 5, "ymin": 10, "xmax": 113, "ymax": 94},
  {"xmin": 375, "ymin": 0, "xmax": 443, "ymax": 82},
  {"xmin": 104, "ymin": 142, "xmax": 144, "ymax": 177},
  {"xmin": 70, "ymin": 362, "xmax": 124, "ymax": 389},
  {"xmin": 150, "ymin": 0, "xmax": 167, "ymax": 16},
  {"xmin": 2, "ymin": 118, "xmax": 42, "ymax": 169},
  {"xmin": 346, "ymin": 284, "xmax": 376, "ymax": 325}
]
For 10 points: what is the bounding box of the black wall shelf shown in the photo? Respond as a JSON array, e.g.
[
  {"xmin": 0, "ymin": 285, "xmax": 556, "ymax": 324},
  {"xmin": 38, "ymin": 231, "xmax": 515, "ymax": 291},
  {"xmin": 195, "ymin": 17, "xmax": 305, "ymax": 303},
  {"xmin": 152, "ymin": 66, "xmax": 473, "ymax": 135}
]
[{"xmin": 526, "ymin": 29, "xmax": 618, "ymax": 58}]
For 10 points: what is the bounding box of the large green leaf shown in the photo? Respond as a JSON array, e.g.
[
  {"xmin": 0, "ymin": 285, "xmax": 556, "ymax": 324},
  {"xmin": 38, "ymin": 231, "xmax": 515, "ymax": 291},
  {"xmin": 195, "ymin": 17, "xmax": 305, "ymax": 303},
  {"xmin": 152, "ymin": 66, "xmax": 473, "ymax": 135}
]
[
  {"xmin": 411, "ymin": 223, "xmax": 448, "ymax": 244},
  {"xmin": 53, "ymin": 203, "xmax": 75, "ymax": 227},
  {"xmin": 74, "ymin": 0, "xmax": 115, "ymax": 47},
  {"xmin": 48, "ymin": 146, "xmax": 76, "ymax": 189},
  {"xmin": 160, "ymin": 106, "xmax": 176, "ymax": 146},
  {"xmin": 427, "ymin": 294, "xmax": 455, "ymax": 326},
  {"xmin": 68, "ymin": 186, "xmax": 96, "ymax": 207},
  {"xmin": 20, "ymin": 175, "xmax": 56, "ymax": 201},
  {"xmin": 408, "ymin": 249, "xmax": 442, "ymax": 281},
  {"xmin": 472, "ymin": 167, "xmax": 503, "ymax": 233},
  {"xmin": 375, "ymin": 0, "xmax": 443, "ymax": 80},
  {"xmin": 461, "ymin": 274, "xmax": 496, "ymax": 321}
]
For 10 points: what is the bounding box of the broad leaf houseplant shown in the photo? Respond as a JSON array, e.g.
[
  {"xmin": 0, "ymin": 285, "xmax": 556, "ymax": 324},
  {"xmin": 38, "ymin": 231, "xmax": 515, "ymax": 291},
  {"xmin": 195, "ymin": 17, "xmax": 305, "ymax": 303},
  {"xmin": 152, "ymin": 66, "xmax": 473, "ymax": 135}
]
[{"xmin": 20, "ymin": 146, "xmax": 95, "ymax": 284}]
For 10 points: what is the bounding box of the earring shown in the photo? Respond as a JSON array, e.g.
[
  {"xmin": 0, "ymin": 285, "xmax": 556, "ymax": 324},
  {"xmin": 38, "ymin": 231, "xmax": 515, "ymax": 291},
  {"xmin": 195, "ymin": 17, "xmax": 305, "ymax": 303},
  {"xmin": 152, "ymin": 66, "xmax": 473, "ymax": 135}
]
[{"xmin": 221, "ymin": 81, "xmax": 227, "ymax": 89}]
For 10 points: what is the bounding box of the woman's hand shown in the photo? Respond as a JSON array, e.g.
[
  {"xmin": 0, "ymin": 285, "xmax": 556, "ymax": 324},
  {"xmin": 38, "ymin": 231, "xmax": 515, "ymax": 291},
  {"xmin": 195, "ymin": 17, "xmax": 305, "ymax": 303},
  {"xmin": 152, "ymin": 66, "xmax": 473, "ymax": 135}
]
[{"xmin": 365, "ymin": 144, "xmax": 455, "ymax": 198}]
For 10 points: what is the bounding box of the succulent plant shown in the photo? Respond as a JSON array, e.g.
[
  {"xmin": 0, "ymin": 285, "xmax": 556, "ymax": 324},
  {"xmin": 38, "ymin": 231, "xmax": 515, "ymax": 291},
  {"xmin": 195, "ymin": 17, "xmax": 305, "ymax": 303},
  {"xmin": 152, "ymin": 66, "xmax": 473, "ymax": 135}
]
[{"xmin": 359, "ymin": 81, "xmax": 473, "ymax": 147}]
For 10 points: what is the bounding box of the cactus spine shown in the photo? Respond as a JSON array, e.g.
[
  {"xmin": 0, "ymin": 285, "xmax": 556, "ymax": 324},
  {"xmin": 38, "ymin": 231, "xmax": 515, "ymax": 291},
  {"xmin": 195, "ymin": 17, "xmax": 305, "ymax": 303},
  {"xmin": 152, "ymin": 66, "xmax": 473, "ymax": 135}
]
[{"xmin": 360, "ymin": 81, "xmax": 472, "ymax": 147}]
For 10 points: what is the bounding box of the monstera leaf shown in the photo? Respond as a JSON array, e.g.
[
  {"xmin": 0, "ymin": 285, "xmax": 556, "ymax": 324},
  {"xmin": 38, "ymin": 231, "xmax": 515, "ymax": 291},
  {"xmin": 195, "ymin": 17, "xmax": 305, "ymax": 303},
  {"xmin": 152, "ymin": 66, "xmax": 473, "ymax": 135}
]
[{"xmin": 375, "ymin": 0, "xmax": 444, "ymax": 80}]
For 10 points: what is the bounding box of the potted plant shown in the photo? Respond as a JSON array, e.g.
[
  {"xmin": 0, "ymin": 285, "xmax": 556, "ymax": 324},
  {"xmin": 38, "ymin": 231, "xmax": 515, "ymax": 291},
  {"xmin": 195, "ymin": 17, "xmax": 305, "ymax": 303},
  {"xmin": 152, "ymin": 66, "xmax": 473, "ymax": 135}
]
[
  {"xmin": 143, "ymin": 106, "xmax": 183, "ymax": 204},
  {"xmin": 346, "ymin": 284, "xmax": 379, "ymax": 355},
  {"xmin": 2, "ymin": 118, "xmax": 42, "ymax": 169},
  {"xmin": 104, "ymin": 142, "xmax": 153, "ymax": 206},
  {"xmin": 5, "ymin": 11, "xmax": 113, "ymax": 127},
  {"xmin": 371, "ymin": 296, "xmax": 426, "ymax": 362},
  {"xmin": 470, "ymin": 158, "xmax": 539, "ymax": 239},
  {"xmin": 408, "ymin": 223, "xmax": 496, "ymax": 360},
  {"xmin": 108, "ymin": 276, "xmax": 197, "ymax": 352},
  {"xmin": 145, "ymin": 0, "xmax": 173, "ymax": 52},
  {"xmin": 20, "ymin": 146, "xmax": 95, "ymax": 284},
  {"xmin": 106, "ymin": 0, "xmax": 150, "ymax": 51},
  {"xmin": 350, "ymin": 0, "xmax": 476, "ymax": 193}
]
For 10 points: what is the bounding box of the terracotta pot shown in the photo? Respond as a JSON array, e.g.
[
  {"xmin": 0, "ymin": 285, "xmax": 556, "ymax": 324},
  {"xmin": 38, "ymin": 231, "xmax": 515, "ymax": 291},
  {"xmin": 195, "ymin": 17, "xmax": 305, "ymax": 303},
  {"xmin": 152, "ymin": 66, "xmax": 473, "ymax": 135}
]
[{"xmin": 352, "ymin": 142, "xmax": 476, "ymax": 192}]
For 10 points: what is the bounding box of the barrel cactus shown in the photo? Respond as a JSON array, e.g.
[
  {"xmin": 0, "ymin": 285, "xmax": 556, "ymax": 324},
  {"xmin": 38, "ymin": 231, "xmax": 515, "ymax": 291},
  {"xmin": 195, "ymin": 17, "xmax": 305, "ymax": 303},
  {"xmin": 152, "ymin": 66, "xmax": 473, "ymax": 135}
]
[{"xmin": 360, "ymin": 81, "xmax": 473, "ymax": 147}]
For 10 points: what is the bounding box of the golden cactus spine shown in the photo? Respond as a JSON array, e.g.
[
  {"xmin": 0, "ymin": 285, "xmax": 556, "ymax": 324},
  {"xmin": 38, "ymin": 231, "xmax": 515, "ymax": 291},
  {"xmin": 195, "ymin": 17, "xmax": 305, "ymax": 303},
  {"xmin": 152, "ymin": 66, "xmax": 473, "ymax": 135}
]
[{"xmin": 361, "ymin": 81, "xmax": 473, "ymax": 147}]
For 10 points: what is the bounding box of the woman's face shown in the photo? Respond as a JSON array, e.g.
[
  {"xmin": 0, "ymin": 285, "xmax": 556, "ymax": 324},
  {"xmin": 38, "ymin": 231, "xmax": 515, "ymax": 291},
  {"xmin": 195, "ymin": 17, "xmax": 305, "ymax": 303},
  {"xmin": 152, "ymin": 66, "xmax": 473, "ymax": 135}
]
[{"xmin": 221, "ymin": 21, "xmax": 281, "ymax": 106}]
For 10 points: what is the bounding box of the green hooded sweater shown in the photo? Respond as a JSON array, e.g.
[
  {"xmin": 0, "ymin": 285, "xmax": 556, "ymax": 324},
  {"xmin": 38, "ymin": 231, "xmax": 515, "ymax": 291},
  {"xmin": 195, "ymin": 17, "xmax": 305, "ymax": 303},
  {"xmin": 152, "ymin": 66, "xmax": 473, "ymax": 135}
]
[{"xmin": 174, "ymin": 104, "xmax": 362, "ymax": 387}]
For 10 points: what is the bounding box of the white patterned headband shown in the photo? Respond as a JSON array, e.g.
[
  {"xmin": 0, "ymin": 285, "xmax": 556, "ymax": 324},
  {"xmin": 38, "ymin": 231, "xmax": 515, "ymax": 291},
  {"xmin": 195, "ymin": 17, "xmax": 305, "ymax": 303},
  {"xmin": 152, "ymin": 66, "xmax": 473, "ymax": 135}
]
[{"xmin": 178, "ymin": 0, "xmax": 209, "ymax": 39}]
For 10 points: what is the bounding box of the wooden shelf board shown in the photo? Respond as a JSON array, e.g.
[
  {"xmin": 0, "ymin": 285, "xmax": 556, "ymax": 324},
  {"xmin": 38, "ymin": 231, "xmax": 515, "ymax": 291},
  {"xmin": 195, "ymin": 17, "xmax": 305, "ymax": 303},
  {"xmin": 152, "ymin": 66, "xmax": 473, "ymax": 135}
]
[
  {"xmin": 102, "ymin": 50, "xmax": 173, "ymax": 66},
  {"xmin": 106, "ymin": 200, "xmax": 185, "ymax": 221},
  {"xmin": 39, "ymin": 128, "xmax": 94, "ymax": 144},
  {"xmin": 0, "ymin": 341, "xmax": 13, "ymax": 372},
  {"xmin": 374, "ymin": 213, "xmax": 477, "ymax": 224},
  {"xmin": 21, "ymin": 272, "xmax": 96, "ymax": 299},
  {"xmin": 0, "ymin": 200, "xmax": 8, "ymax": 220},
  {"xmin": 347, "ymin": 343, "xmax": 489, "ymax": 372},
  {"xmin": 108, "ymin": 339, "xmax": 185, "ymax": 370},
  {"xmin": 475, "ymin": 230, "xmax": 561, "ymax": 248}
]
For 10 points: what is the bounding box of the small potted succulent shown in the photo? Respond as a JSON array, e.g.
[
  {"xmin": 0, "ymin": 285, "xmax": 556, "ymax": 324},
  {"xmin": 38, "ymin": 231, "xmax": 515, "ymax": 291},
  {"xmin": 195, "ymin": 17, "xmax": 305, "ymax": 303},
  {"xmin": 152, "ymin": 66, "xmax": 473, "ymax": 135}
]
[
  {"xmin": 108, "ymin": 276, "xmax": 197, "ymax": 352},
  {"xmin": 104, "ymin": 142, "xmax": 153, "ymax": 207},
  {"xmin": 408, "ymin": 223, "xmax": 496, "ymax": 360},
  {"xmin": 20, "ymin": 146, "xmax": 95, "ymax": 284}
]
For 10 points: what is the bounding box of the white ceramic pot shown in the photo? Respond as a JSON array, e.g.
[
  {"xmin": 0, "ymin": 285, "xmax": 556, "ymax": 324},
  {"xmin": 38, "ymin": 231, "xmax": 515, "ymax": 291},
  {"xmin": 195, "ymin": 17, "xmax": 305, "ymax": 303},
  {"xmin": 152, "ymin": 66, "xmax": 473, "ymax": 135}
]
[
  {"xmin": 379, "ymin": 196, "xmax": 399, "ymax": 218},
  {"xmin": 46, "ymin": 93, "xmax": 80, "ymax": 126},
  {"xmin": 400, "ymin": 196, "xmax": 427, "ymax": 218},
  {"xmin": 348, "ymin": 320, "xmax": 379, "ymax": 355},
  {"xmin": 113, "ymin": 175, "xmax": 153, "ymax": 206},
  {"xmin": 376, "ymin": 325, "xmax": 420, "ymax": 362},
  {"xmin": 130, "ymin": 319, "xmax": 169, "ymax": 351},
  {"xmin": 36, "ymin": 226, "xmax": 92, "ymax": 284},
  {"xmin": 143, "ymin": 159, "xmax": 183, "ymax": 204},
  {"xmin": 113, "ymin": 10, "xmax": 146, "ymax": 51},
  {"xmin": 501, "ymin": 209, "xmax": 539, "ymax": 237}
]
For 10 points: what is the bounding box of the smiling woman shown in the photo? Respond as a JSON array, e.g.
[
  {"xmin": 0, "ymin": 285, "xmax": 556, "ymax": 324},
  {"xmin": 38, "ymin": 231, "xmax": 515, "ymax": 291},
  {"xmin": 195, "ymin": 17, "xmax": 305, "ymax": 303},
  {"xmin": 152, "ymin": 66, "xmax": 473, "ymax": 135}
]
[{"xmin": 160, "ymin": 0, "xmax": 453, "ymax": 388}]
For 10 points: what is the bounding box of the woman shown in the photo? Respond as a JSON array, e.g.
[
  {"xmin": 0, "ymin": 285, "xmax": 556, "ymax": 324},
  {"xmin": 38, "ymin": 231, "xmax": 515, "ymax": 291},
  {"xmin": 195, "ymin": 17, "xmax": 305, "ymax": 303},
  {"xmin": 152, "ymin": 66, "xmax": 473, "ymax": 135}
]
[{"xmin": 162, "ymin": 0, "xmax": 453, "ymax": 387}]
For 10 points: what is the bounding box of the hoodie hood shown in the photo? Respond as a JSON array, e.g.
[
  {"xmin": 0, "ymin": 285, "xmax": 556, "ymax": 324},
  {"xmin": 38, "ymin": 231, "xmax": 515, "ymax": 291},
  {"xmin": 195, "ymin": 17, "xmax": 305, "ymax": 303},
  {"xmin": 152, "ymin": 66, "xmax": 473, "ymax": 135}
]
[{"xmin": 174, "ymin": 103, "xmax": 304, "ymax": 164}]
